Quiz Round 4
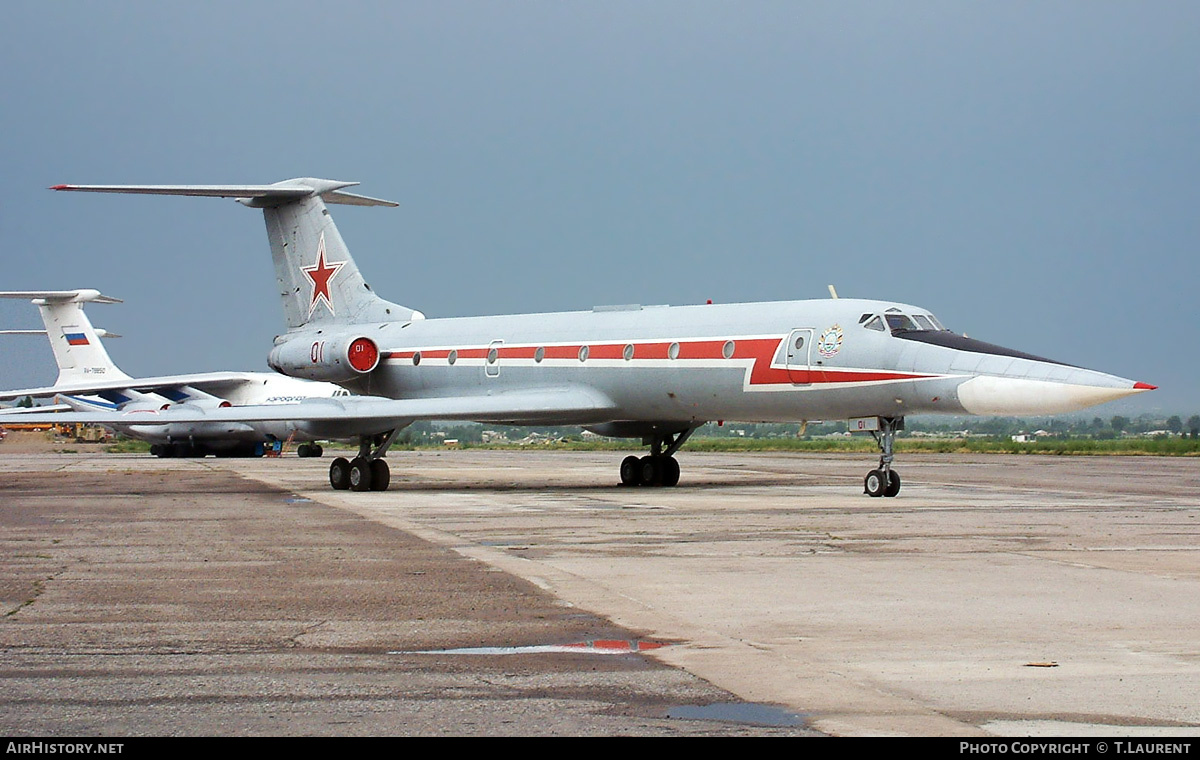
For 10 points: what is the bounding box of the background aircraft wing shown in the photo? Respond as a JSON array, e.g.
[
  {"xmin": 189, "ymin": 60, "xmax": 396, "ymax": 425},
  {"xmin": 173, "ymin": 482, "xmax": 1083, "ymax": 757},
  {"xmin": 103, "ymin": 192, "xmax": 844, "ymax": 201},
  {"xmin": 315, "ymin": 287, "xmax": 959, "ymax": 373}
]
[
  {"xmin": 2, "ymin": 386, "xmax": 619, "ymax": 432},
  {"xmin": 0, "ymin": 403, "xmax": 73, "ymax": 415},
  {"xmin": 0, "ymin": 372, "xmax": 269, "ymax": 402}
]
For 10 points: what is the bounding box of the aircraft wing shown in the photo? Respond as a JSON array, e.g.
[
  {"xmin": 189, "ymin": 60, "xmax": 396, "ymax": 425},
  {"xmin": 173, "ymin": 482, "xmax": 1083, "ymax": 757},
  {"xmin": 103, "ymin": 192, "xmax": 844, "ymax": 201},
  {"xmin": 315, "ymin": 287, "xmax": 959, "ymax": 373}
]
[
  {"xmin": 0, "ymin": 403, "xmax": 73, "ymax": 416},
  {"xmin": 0, "ymin": 372, "xmax": 270, "ymax": 402},
  {"xmin": 1, "ymin": 386, "xmax": 619, "ymax": 433}
]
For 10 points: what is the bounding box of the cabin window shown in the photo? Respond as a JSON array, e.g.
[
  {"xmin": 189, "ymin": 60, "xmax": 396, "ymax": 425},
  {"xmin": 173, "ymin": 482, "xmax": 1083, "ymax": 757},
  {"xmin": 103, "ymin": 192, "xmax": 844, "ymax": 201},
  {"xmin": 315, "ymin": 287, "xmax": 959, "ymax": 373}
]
[
  {"xmin": 912, "ymin": 315, "xmax": 936, "ymax": 331},
  {"xmin": 534, "ymin": 346, "xmax": 545, "ymax": 363},
  {"xmin": 578, "ymin": 345, "xmax": 590, "ymax": 362},
  {"xmin": 794, "ymin": 335, "xmax": 805, "ymax": 349},
  {"xmin": 448, "ymin": 350, "xmax": 457, "ymax": 365},
  {"xmin": 863, "ymin": 316, "xmax": 885, "ymax": 331},
  {"xmin": 668, "ymin": 342, "xmax": 680, "ymax": 360},
  {"xmin": 487, "ymin": 348, "xmax": 498, "ymax": 364},
  {"xmin": 722, "ymin": 340, "xmax": 735, "ymax": 359},
  {"xmin": 623, "ymin": 343, "xmax": 634, "ymax": 361},
  {"xmin": 412, "ymin": 352, "xmax": 421, "ymax": 366},
  {"xmin": 859, "ymin": 313, "xmax": 873, "ymax": 324}
]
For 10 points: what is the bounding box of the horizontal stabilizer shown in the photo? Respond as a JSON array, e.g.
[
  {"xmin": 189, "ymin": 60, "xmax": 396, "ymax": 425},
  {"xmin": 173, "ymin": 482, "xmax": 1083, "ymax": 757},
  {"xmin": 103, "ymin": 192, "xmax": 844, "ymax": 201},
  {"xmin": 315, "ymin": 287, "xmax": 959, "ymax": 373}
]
[
  {"xmin": 51, "ymin": 178, "xmax": 398, "ymax": 208},
  {"xmin": 0, "ymin": 328, "xmax": 119, "ymax": 337},
  {"xmin": 0, "ymin": 290, "xmax": 121, "ymax": 304}
]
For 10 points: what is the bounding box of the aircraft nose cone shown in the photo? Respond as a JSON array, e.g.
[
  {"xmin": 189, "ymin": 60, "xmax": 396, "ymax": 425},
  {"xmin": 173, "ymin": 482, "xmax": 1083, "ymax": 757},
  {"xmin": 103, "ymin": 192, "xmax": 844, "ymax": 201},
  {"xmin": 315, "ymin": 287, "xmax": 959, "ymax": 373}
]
[{"xmin": 956, "ymin": 371, "xmax": 1155, "ymax": 416}]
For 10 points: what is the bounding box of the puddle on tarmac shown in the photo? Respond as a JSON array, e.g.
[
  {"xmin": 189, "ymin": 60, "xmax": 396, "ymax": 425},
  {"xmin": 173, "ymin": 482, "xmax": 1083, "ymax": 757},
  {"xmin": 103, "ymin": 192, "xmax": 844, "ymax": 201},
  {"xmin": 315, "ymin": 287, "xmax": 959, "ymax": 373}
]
[
  {"xmin": 667, "ymin": 702, "xmax": 807, "ymax": 727},
  {"xmin": 391, "ymin": 639, "xmax": 667, "ymax": 655}
]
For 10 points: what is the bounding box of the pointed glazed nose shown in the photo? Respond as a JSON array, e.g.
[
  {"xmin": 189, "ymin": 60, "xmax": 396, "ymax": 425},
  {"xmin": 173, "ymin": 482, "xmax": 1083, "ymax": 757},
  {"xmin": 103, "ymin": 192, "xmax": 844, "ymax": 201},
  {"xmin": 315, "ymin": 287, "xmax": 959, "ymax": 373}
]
[{"xmin": 956, "ymin": 372, "xmax": 1155, "ymax": 416}]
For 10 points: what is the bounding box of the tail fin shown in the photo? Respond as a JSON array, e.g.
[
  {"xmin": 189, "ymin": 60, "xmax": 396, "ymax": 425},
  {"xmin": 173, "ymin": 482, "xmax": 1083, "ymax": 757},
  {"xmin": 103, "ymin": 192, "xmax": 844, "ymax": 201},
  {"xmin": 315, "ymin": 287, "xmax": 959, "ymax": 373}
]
[
  {"xmin": 0, "ymin": 290, "xmax": 130, "ymax": 385},
  {"xmin": 52, "ymin": 179, "xmax": 425, "ymax": 331}
]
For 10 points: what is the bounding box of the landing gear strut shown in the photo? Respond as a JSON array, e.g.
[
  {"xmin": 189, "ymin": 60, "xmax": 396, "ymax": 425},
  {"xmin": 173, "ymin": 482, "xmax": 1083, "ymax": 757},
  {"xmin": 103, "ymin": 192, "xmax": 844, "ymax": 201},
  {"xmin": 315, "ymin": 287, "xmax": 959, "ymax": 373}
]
[
  {"xmin": 620, "ymin": 427, "xmax": 695, "ymax": 487},
  {"xmin": 864, "ymin": 416, "xmax": 903, "ymax": 497},
  {"xmin": 329, "ymin": 428, "xmax": 401, "ymax": 492}
]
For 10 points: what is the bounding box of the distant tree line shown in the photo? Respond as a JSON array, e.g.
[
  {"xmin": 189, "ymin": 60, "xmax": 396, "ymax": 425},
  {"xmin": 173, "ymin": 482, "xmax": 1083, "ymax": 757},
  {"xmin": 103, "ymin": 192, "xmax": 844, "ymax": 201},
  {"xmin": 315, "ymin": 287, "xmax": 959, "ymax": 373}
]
[{"xmin": 387, "ymin": 413, "xmax": 1200, "ymax": 446}]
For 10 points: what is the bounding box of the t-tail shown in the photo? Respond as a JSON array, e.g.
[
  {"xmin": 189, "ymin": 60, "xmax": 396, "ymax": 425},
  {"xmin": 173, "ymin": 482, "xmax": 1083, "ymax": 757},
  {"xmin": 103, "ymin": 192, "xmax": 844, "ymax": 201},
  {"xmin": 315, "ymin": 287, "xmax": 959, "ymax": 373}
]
[
  {"xmin": 51, "ymin": 179, "xmax": 424, "ymax": 332},
  {"xmin": 0, "ymin": 290, "xmax": 129, "ymax": 386}
]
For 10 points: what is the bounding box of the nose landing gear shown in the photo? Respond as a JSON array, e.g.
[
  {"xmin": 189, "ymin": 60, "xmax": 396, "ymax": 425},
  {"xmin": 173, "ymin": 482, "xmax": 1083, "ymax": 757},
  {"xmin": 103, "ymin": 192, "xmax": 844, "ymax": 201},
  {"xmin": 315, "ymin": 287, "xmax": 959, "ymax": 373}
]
[{"xmin": 864, "ymin": 416, "xmax": 903, "ymax": 498}]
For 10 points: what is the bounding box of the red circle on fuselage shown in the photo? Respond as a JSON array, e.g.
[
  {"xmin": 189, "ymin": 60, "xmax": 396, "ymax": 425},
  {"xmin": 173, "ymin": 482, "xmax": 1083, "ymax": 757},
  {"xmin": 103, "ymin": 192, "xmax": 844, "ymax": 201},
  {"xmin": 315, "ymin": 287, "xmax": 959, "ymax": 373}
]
[{"xmin": 348, "ymin": 337, "xmax": 380, "ymax": 373}]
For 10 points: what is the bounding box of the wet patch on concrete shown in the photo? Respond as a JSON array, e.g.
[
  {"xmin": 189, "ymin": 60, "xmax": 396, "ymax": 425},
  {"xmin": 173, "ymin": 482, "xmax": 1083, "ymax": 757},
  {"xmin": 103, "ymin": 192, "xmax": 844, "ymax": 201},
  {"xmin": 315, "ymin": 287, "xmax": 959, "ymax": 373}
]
[{"xmin": 668, "ymin": 702, "xmax": 809, "ymax": 728}]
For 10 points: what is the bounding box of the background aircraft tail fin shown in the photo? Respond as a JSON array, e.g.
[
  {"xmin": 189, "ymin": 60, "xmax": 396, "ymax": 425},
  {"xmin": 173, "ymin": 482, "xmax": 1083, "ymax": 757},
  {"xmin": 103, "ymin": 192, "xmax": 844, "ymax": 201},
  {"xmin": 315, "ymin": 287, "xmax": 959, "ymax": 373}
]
[
  {"xmin": 53, "ymin": 180, "xmax": 425, "ymax": 331},
  {"xmin": 0, "ymin": 290, "xmax": 131, "ymax": 385}
]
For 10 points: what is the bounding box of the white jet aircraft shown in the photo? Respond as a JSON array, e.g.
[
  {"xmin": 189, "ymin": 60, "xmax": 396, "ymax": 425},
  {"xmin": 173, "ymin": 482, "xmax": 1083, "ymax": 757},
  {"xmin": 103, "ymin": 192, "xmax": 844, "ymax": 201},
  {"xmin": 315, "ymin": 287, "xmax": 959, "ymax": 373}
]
[
  {"xmin": 0, "ymin": 289, "xmax": 353, "ymax": 457},
  {"xmin": 20, "ymin": 178, "xmax": 1155, "ymax": 494}
]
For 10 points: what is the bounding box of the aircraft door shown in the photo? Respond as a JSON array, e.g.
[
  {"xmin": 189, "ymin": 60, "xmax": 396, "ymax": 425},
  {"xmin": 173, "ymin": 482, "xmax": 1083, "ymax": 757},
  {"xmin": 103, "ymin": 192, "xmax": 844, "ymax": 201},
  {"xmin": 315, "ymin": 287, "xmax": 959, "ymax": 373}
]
[{"xmin": 785, "ymin": 329, "xmax": 813, "ymax": 385}]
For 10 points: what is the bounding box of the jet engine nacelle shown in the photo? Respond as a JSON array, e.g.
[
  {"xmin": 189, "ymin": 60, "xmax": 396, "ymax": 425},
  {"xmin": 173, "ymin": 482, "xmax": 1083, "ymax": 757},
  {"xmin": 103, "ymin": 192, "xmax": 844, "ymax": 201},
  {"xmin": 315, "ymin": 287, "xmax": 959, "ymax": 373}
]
[
  {"xmin": 157, "ymin": 399, "xmax": 233, "ymax": 412},
  {"xmin": 267, "ymin": 333, "xmax": 381, "ymax": 383}
]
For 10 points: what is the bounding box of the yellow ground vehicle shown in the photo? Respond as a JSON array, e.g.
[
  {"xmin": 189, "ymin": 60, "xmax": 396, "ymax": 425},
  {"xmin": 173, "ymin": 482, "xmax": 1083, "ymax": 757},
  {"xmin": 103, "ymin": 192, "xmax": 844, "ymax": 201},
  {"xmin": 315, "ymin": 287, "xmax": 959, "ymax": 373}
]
[{"xmin": 63, "ymin": 423, "xmax": 110, "ymax": 443}]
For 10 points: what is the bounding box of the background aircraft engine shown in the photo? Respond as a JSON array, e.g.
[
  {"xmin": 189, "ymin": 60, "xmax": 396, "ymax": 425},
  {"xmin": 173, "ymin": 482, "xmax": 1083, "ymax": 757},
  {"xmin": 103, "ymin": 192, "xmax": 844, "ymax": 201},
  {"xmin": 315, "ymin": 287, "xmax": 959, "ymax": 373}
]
[
  {"xmin": 157, "ymin": 399, "xmax": 234, "ymax": 412},
  {"xmin": 268, "ymin": 333, "xmax": 381, "ymax": 382}
]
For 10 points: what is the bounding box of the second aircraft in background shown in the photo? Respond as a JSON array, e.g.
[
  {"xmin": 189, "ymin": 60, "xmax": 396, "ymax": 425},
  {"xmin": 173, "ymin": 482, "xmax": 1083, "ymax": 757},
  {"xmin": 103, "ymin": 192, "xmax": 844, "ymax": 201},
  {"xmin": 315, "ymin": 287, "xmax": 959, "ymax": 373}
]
[{"xmin": 0, "ymin": 289, "xmax": 350, "ymax": 457}]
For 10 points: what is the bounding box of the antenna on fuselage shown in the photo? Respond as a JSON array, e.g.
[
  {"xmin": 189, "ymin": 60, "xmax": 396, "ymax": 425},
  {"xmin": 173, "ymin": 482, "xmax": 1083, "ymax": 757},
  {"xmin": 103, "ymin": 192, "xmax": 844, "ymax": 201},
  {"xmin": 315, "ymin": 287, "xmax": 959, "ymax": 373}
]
[{"xmin": 827, "ymin": 285, "xmax": 839, "ymax": 299}]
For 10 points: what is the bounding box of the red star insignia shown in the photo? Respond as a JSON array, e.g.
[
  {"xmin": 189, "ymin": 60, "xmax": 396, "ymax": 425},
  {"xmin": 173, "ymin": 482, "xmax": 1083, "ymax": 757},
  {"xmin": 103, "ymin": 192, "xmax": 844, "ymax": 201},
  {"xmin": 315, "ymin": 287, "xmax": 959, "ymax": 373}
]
[{"xmin": 301, "ymin": 233, "xmax": 345, "ymax": 316}]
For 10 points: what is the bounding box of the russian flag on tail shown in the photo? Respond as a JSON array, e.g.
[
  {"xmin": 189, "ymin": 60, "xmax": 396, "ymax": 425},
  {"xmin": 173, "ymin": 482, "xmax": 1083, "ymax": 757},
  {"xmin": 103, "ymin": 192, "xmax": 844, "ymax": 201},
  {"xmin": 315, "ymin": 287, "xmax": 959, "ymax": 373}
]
[{"xmin": 63, "ymin": 328, "xmax": 89, "ymax": 346}]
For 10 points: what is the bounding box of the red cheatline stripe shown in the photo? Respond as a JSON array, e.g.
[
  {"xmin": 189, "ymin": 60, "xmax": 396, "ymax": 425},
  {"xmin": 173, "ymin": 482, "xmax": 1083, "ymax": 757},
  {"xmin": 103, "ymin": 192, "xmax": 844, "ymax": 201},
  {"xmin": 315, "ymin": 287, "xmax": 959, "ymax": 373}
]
[{"xmin": 381, "ymin": 336, "xmax": 935, "ymax": 387}]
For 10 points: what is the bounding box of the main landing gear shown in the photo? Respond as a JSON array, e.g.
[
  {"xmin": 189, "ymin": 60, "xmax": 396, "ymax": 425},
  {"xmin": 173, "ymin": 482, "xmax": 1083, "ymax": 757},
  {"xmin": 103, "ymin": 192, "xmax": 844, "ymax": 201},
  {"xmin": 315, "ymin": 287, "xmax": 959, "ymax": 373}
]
[
  {"xmin": 329, "ymin": 429, "xmax": 400, "ymax": 492},
  {"xmin": 864, "ymin": 416, "xmax": 903, "ymax": 498},
  {"xmin": 296, "ymin": 442, "xmax": 324, "ymax": 458},
  {"xmin": 619, "ymin": 427, "xmax": 695, "ymax": 488}
]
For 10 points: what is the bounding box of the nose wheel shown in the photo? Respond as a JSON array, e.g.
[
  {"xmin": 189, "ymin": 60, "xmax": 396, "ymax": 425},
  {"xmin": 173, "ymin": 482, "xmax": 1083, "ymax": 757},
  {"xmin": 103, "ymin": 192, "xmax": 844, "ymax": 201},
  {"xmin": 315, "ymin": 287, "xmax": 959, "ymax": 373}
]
[
  {"xmin": 864, "ymin": 468, "xmax": 901, "ymax": 498},
  {"xmin": 864, "ymin": 417, "xmax": 903, "ymax": 498}
]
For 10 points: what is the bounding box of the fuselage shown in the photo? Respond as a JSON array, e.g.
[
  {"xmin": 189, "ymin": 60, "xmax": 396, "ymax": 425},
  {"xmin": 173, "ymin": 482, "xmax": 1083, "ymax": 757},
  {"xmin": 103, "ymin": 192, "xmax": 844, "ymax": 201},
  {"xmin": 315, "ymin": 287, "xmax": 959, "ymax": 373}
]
[{"xmin": 309, "ymin": 297, "xmax": 1146, "ymax": 431}]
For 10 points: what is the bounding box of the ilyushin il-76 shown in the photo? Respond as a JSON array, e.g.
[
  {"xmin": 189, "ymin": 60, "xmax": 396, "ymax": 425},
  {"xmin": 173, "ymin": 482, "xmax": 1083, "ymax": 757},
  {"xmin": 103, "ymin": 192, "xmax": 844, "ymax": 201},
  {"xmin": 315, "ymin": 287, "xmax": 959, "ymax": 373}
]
[
  {"xmin": 29, "ymin": 178, "xmax": 1154, "ymax": 495},
  {"xmin": 0, "ymin": 289, "xmax": 353, "ymax": 458}
]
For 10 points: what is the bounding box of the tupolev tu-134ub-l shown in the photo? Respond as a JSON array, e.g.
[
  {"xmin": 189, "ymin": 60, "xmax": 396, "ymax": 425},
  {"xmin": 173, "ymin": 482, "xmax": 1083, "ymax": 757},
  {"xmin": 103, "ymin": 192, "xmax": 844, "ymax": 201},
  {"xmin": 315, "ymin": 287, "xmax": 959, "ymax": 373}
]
[{"xmin": 22, "ymin": 178, "xmax": 1154, "ymax": 495}]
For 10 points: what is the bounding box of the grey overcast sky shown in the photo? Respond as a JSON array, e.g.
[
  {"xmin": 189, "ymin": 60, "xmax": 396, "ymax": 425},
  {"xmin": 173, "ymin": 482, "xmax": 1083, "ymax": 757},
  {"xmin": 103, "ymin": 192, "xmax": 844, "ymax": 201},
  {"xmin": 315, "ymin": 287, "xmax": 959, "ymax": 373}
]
[{"xmin": 2, "ymin": 2, "xmax": 1196, "ymax": 415}]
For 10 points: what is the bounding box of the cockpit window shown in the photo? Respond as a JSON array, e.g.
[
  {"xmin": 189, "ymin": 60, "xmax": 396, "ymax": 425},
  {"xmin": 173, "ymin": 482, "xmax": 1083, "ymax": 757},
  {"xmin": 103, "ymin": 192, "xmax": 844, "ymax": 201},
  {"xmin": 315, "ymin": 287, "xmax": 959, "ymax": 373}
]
[
  {"xmin": 869, "ymin": 308, "xmax": 950, "ymax": 334},
  {"xmin": 885, "ymin": 314, "xmax": 919, "ymax": 333}
]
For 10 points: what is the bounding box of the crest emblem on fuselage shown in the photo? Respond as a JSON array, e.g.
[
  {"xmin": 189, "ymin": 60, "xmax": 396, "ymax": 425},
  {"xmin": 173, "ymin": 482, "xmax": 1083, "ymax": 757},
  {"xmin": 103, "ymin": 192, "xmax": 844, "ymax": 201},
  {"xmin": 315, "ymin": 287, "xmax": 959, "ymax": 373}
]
[
  {"xmin": 817, "ymin": 324, "xmax": 843, "ymax": 358},
  {"xmin": 301, "ymin": 232, "xmax": 345, "ymax": 316}
]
